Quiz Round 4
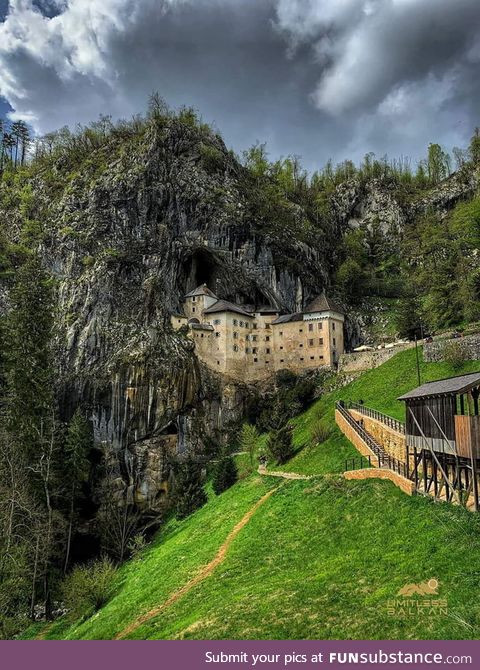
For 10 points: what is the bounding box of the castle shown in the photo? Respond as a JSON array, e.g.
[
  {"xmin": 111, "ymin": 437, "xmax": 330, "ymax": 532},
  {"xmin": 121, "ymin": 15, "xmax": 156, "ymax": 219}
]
[{"xmin": 171, "ymin": 285, "xmax": 345, "ymax": 382}]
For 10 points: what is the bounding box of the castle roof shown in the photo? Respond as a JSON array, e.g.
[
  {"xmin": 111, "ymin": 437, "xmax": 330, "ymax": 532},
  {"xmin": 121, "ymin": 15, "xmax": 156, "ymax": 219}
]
[
  {"xmin": 203, "ymin": 299, "xmax": 253, "ymax": 317},
  {"xmin": 184, "ymin": 284, "xmax": 218, "ymax": 299},
  {"xmin": 271, "ymin": 312, "xmax": 303, "ymax": 325},
  {"xmin": 305, "ymin": 292, "xmax": 344, "ymax": 315}
]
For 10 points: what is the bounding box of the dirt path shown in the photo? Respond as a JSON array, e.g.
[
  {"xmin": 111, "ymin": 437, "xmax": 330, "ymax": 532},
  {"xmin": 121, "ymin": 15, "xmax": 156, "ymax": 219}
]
[
  {"xmin": 258, "ymin": 465, "xmax": 311, "ymax": 480},
  {"xmin": 115, "ymin": 487, "xmax": 277, "ymax": 640}
]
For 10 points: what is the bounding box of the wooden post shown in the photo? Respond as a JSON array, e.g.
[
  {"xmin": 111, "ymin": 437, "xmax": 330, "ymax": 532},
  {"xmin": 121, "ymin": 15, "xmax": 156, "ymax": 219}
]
[
  {"xmin": 413, "ymin": 447, "xmax": 419, "ymax": 488},
  {"xmin": 422, "ymin": 449, "xmax": 428, "ymax": 493}
]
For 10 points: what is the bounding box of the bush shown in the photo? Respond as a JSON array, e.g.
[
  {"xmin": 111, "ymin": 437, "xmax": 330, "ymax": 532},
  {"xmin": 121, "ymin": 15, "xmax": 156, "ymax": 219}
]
[
  {"xmin": 311, "ymin": 420, "xmax": 332, "ymax": 445},
  {"xmin": 266, "ymin": 424, "xmax": 294, "ymax": 465},
  {"xmin": 61, "ymin": 557, "xmax": 117, "ymax": 620},
  {"xmin": 443, "ymin": 340, "xmax": 467, "ymax": 370},
  {"xmin": 212, "ymin": 455, "xmax": 238, "ymax": 495}
]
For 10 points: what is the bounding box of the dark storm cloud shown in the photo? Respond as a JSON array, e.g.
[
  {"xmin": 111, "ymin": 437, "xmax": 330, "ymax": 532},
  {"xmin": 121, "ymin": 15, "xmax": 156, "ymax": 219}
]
[{"xmin": 0, "ymin": 0, "xmax": 480, "ymax": 170}]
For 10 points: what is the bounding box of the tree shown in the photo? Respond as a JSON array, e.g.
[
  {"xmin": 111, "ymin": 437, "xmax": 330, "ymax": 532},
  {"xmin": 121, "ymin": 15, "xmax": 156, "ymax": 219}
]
[
  {"xmin": 212, "ymin": 455, "xmax": 238, "ymax": 495},
  {"xmin": 469, "ymin": 127, "xmax": 480, "ymax": 165},
  {"xmin": 239, "ymin": 423, "xmax": 259, "ymax": 468},
  {"xmin": 97, "ymin": 444, "xmax": 140, "ymax": 564},
  {"xmin": 395, "ymin": 294, "xmax": 425, "ymax": 340},
  {"xmin": 172, "ymin": 458, "xmax": 207, "ymax": 520},
  {"xmin": 63, "ymin": 409, "xmax": 93, "ymax": 573},
  {"xmin": 427, "ymin": 143, "xmax": 451, "ymax": 184},
  {"xmin": 266, "ymin": 424, "xmax": 294, "ymax": 465}
]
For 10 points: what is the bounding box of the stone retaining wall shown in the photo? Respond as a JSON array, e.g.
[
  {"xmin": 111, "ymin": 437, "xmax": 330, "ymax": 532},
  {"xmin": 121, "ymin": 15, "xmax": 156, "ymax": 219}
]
[
  {"xmin": 349, "ymin": 410, "xmax": 407, "ymax": 463},
  {"xmin": 335, "ymin": 409, "xmax": 379, "ymax": 462},
  {"xmin": 344, "ymin": 468, "xmax": 415, "ymax": 496},
  {"xmin": 339, "ymin": 344, "xmax": 413, "ymax": 374},
  {"xmin": 423, "ymin": 334, "xmax": 480, "ymax": 362}
]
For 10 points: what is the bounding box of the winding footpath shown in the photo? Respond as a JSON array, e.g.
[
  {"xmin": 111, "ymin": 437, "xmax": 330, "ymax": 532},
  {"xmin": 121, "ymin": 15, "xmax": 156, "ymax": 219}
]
[{"xmin": 115, "ymin": 486, "xmax": 277, "ymax": 639}]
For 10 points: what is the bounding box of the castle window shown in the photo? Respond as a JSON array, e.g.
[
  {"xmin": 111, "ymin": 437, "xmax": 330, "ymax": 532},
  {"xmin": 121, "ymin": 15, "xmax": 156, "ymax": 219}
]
[
  {"xmin": 266, "ymin": 348, "xmax": 271, "ymax": 354},
  {"xmin": 252, "ymin": 335, "xmax": 257, "ymax": 342},
  {"xmin": 233, "ymin": 345, "xmax": 239, "ymax": 352},
  {"xmin": 300, "ymin": 357, "xmax": 304, "ymax": 361},
  {"xmin": 310, "ymin": 356, "xmax": 314, "ymax": 360},
  {"xmin": 266, "ymin": 360, "xmax": 270, "ymax": 364},
  {"xmin": 215, "ymin": 332, "xmax": 221, "ymax": 338},
  {"xmin": 332, "ymin": 323, "xmax": 336, "ymax": 331},
  {"xmin": 308, "ymin": 323, "xmax": 313, "ymax": 332},
  {"xmin": 318, "ymin": 323, "xmax": 323, "ymax": 330},
  {"xmin": 266, "ymin": 336, "xmax": 270, "ymax": 342},
  {"xmin": 253, "ymin": 323, "xmax": 257, "ymax": 329},
  {"xmin": 246, "ymin": 334, "xmax": 250, "ymax": 341},
  {"xmin": 252, "ymin": 348, "xmax": 257, "ymax": 354},
  {"xmin": 279, "ymin": 346, "xmax": 284, "ymax": 350},
  {"xmin": 217, "ymin": 361, "xmax": 220, "ymax": 365},
  {"xmin": 319, "ymin": 355, "xmax": 324, "ymax": 360},
  {"xmin": 239, "ymin": 320, "xmax": 244, "ymax": 327},
  {"xmin": 319, "ymin": 338, "xmax": 324, "ymax": 346},
  {"xmin": 265, "ymin": 324, "xmax": 271, "ymax": 329},
  {"xmin": 214, "ymin": 319, "xmax": 221, "ymax": 325},
  {"xmin": 279, "ymin": 331, "xmax": 283, "ymax": 336},
  {"xmin": 246, "ymin": 347, "xmax": 251, "ymax": 353},
  {"xmin": 254, "ymin": 358, "xmax": 258, "ymax": 363},
  {"xmin": 280, "ymin": 359, "xmax": 284, "ymax": 363},
  {"xmin": 299, "ymin": 328, "xmax": 303, "ymax": 333},
  {"xmin": 333, "ymin": 338, "xmax": 336, "ymax": 346},
  {"xmin": 201, "ymin": 334, "xmax": 204, "ymax": 338},
  {"xmin": 233, "ymin": 332, "xmax": 238, "ymax": 339},
  {"xmin": 309, "ymin": 339, "xmax": 314, "ymax": 346},
  {"xmin": 192, "ymin": 307, "xmax": 196, "ymax": 313},
  {"xmin": 299, "ymin": 343, "xmax": 303, "ymax": 348},
  {"xmin": 192, "ymin": 297, "xmax": 196, "ymax": 302}
]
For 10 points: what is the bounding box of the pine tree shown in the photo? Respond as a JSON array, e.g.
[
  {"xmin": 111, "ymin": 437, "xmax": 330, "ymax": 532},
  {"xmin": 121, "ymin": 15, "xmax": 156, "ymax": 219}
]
[
  {"xmin": 212, "ymin": 455, "xmax": 238, "ymax": 495},
  {"xmin": 173, "ymin": 458, "xmax": 207, "ymax": 520},
  {"xmin": 63, "ymin": 409, "xmax": 93, "ymax": 573}
]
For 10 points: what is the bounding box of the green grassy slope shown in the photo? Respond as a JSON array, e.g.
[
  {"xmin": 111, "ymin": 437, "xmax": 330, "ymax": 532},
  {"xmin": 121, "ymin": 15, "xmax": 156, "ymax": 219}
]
[{"xmin": 32, "ymin": 349, "xmax": 480, "ymax": 640}]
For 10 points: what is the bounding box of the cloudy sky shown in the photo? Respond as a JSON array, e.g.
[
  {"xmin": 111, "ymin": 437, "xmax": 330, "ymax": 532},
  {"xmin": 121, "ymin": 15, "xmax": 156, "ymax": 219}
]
[{"xmin": 1, "ymin": 0, "xmax": 480, "ymax": 171}]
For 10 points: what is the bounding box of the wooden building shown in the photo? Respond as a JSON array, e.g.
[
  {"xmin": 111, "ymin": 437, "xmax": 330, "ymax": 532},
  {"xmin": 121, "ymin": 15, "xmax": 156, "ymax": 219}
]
[{"xmin": 398, "ymin": 372, "xmax": 480, "ymax": 510}]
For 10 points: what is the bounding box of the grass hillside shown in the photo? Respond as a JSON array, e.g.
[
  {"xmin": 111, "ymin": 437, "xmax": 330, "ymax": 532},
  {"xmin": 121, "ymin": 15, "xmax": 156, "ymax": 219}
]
[{"xmin": 29, "ymin": 349, "xmax": 480, "ymax": 640}]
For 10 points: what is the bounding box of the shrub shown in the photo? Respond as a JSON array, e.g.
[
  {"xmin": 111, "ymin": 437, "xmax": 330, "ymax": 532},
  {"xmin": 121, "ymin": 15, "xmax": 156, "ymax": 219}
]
[
  {"xmin": 61, "ymin": 557, "xmax": 117, "ymax": 620},
  {"xmin": 212, "ymin": 455, "xmax": 238, "ymax": 495},
  {"xmin": 311, "ymin": 420, "xmax": 332, "ymax": 445},
  {"xmin": 266, "ymin": 424, "xmax": 294, "ymax": 465},
  {"xmin": 443, "ymin": 340, "xmax": 467, "ymax": 370}
]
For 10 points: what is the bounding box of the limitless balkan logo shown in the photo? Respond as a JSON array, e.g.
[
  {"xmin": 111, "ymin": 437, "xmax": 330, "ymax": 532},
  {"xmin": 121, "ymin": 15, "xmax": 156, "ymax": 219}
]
[{"xmin": 386, "ymin": 579, "xmax": 448, "ymax": 617}]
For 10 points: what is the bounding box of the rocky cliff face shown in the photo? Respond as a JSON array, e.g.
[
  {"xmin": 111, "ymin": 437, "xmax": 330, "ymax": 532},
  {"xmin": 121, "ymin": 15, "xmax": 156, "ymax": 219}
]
[{"xmin": 19, "ymin": 119, "xmax": 331, "ymax": 505}]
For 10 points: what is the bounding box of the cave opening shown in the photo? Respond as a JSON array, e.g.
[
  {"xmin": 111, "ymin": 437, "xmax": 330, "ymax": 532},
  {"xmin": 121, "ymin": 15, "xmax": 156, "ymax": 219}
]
[{"xmin": 185, "ymin": 249, "xmax": 220, "ymax": 293}]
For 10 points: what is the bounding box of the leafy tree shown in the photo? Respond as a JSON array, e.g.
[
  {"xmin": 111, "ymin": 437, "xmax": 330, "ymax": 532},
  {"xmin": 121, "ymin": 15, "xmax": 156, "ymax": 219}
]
[
  {"xmin": 469, "ymin": 127, "xmax": 480, "ymax": 165},
  {"xmin": 427, "ymin": 143, "xmax": 451, "ymax": 184}
]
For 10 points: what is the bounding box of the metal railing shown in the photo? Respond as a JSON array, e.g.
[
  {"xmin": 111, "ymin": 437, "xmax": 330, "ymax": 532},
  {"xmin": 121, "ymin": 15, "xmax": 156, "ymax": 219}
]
[
  {"xmin": 336, "ymin": 401, "xmax": 386, "ymax": 467},
  {"xmin": 337, "ymin": 401, "xmax": 409, "ymax": 478},
  {"xmin": 345, "ymin": 401, "xmax": 405, "ymax": 434},
  {"xmin": 345, "ymin": 455, "xmax": 372, "ymax": 471}
]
